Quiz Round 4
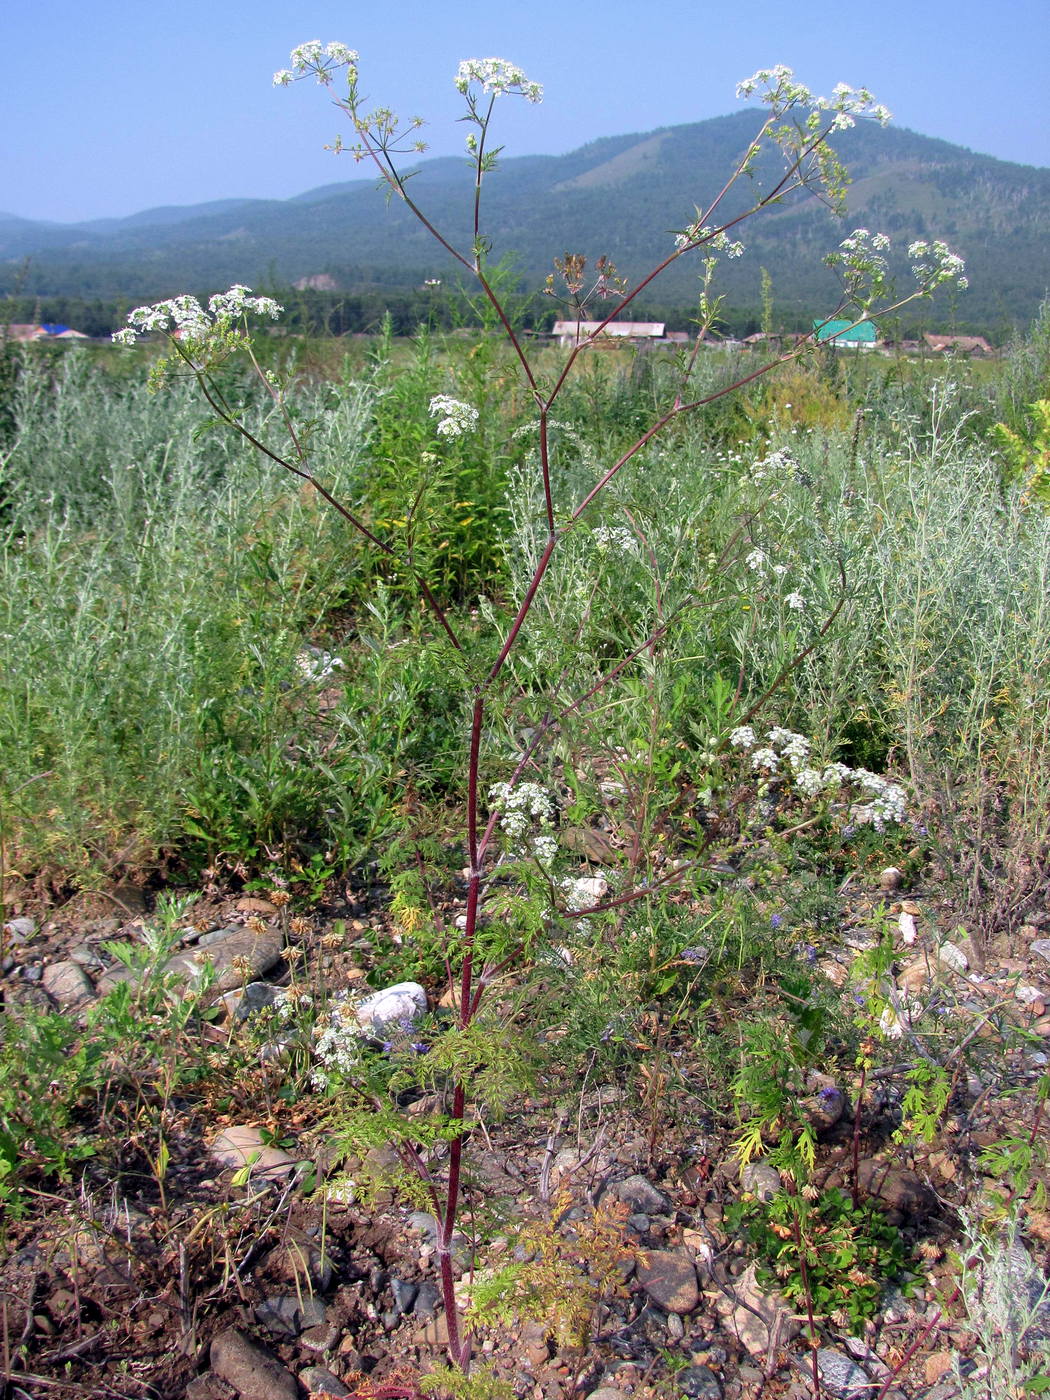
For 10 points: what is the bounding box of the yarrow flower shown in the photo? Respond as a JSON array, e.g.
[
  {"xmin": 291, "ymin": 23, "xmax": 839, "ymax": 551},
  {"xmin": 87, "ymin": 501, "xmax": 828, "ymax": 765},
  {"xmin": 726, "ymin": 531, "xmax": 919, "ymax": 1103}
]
[
  {"xmin": 454, "ymin": 58, "xmax": 542, "ymax": 103},
  {"xmin": 273, "ymin": 40, "xmax": 358, "ymax": 87},
  {"xmin": 593, "ymin": 524, "xmax": 637, "ymax": 557},
  {"xmin": 729, "ymin": 725, "xmax": 756, "ymax": 749},
  {"xmin": 488, "ymin": 781, "xmax": 555, "ymax": 845},
  {"xmin": 429, "ymin": 394, "xmax": 479, "ymax": 438},
  {"xmin": 908, "ymin": 240, "xmax": 969, "ymax": 291},
  {"xmin": 674, "ymin": 222, "xmax": 745, "ymax": 257},
  {"xmin": 785, "ymin": 591, "xmax": 806, "ymax": 610},
  {"xmin": 112, "ymin": 286, "xmax": 282, "ymax": 346}
]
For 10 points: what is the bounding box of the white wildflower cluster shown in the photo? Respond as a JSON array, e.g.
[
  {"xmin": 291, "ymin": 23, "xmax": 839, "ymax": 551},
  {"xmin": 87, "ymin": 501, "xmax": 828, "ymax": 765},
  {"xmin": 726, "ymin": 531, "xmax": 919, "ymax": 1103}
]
[
  {"xmin": 674, "ymin": 223, "xmax": 746, "ymax": 257},
  {"xmin": 736, "ymin": 66, "xmax": 890, "ymax": 127},
  {"xmin": 730, "ymin": 726, "xmax": 908, "ymax": 828},
  {"xmin": 488, "ymin": 781, "xmax": 556, "ymax": 852},
  {"xmin": 750, "ymin": 447, "xmax": 800, "ymax": 483},
  {"xmin": 454, "ymin": 58, "xmax": 542, "ymax": 103},
  {"xmin": 273, "ymin": 40, "xmax": 358, "ymax": 87},
  {"xmin": 112, "ymin": 286, "xmax": 282, "ymax": 347},
  {"xmin": 593, "ymin": 524, "xmax": 638, "ymax": 557},
  {"xmin": 849, "ymin": 769, "xmax": 908, "ymax": 829},
  {"xmin": 785, "ymin": 591, "xmax": 806, "ymax": 610},
  {"xmin": 745, "ymin": 548, "xmax": 767, "ymax": 572},
  {"xmin": 311, "ymin": 996, "xmax": 367, "ymax": 1090},
  {"xmin": 429, "ymin": 394, "xmax": 479, "ymax": 439},
  {"xmin": 825, "ymin": 226, "xmax": 892, "ymax": 281},
  {"xmin": 908, "ymin": 240, "xmax": 969, "ymax": 291}
]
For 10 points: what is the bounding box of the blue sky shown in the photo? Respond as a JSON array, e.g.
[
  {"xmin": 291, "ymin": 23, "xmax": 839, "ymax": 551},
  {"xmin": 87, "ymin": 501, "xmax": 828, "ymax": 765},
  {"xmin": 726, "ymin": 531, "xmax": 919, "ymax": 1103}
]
[{"xmin": 4, "ymin": 0, "xmax": 1048, "ymax": 224}]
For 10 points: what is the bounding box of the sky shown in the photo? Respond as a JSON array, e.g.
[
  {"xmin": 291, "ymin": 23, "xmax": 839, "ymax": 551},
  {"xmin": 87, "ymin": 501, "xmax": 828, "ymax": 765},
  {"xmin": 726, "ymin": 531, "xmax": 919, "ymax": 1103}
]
[{"xmin": 4, "ymin": 0, "xmax": 1049, "ymax": 225}]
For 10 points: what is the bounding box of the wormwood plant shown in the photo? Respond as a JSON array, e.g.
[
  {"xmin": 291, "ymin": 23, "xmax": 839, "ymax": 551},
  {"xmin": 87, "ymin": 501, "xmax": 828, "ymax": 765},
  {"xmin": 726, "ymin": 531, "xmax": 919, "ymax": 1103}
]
[{"xmin": 114, "ymin": 44, "xmax": 967, "ymax": 1373}]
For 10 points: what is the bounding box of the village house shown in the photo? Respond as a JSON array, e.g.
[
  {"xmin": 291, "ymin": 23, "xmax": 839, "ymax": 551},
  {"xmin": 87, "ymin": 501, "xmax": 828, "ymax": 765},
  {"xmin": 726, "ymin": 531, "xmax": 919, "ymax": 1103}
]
[{"xmin": 923, "ymin": 332, "xmax": 994, "ymax": 356}]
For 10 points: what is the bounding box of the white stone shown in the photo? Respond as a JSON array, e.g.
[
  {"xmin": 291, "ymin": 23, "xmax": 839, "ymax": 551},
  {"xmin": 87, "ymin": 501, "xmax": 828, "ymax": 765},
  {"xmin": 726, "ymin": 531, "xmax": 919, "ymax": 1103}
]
[
  {"xmin": 938, "ymin": 940, "xmax": 969, "ymax": 972},
  {"xmin": 354, "ymin": 981, "xmax": 427, "ymax": 1034},
  {"xmin": 898, "ymin": 911, "xmax": 918, "ymax": 945}
]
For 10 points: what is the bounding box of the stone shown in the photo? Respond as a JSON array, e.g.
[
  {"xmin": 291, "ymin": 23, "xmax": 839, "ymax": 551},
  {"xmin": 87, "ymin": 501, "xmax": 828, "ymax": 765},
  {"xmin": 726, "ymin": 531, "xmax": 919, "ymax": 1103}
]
[
  {"xmin": 741, "ymin": 1162, "xmax": 782, "ymax": 1202},
  {"xmin": 299, "ymin": 1365, "xmax": 351, "ymax": 1396},
  {"xmin": 3, "ymin": 917, "xmax": 35, "ymax": 942},
  {"xmin": 937, "ymin": 940, "xmax": 969, "ymax": 973},
  {"xmin": 99, "ymin": 925, "xmax": 282, "ymax": 995},
  {"xmin": 611, "ymin": 1174, "xmax": 672, "ymax": 1214},
  {"xmin": 635, "ymin": 1248, "xmax": 699, "ymax": 1314},
  {"xmin": 412, "ymin": 1281, "xmax": 441, "ymax": 1319},
  {"xmin": 210, "ymin": 1125, "xmax": 298, "ymax": 1180},
  {"xmin": 236, "ymin": 897, "xmax": 280, "ymax": 915},
  {"xmin": 898, "ymin": 911, "xmax": 918, "ymax": 944},
  {"xmin": 1031, "ymin": 939, "xmax": 1050, "ymax": 965},
  {"xmin": 803, "ymin": 1073, "xmax": 846, "ymax": 1131},
  {"xmin": 42, "ymin": 960, "xmax": 94, "ymax": 1006},
  {"xmin": 676, "ymin": 1366, "xmax": 723, "ymax": 1399},
  {"xmin": 209, "ymin": 1327, "xmax": 298, "ymax": 1400},
  {"xmin": 521, "ymin": 1318, "xmax": 550, "ymax": 1366},
  {"xmin": 355, "ymin": 981, "xmax": 427, "ymax": 1034},
  {"xmin": 716, "ymin": 1262, "xmax": 800, "ymax": 1356},
  {"xmin": 585, "ymin": 1390, "xmax": 631, "ymax": 1400},
  {"xmin": 184, "ymin": 1377, "xmax": 236, "ymax": 1400},
  {"xmin": 924, "ymin": 1351, "xmax": 954, "ymax": 1385},
  {"xmin": 879, "ymin": 867, "xmax": 903, "ymax": 892},
  {"xmin": 856, "ymin": 1159, "xmax": 935, "ymax": 1215},
  {"xmin": 816, "ymin": 1347, "xmax": 874, "ymax": 1397}
]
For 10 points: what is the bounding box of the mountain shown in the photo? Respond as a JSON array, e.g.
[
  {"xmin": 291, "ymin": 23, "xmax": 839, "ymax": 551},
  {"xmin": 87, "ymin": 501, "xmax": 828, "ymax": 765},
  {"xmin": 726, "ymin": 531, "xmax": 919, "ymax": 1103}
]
[{"xmin": 3, "ymin": 113, "xmax": 1048, "ymax": 330}]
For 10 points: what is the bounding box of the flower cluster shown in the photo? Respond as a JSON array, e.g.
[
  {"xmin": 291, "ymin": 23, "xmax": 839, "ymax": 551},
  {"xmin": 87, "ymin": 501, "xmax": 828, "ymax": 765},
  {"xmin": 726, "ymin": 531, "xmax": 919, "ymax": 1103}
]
[
  {"xmin": 593, "ymin": 524, "xmax": 638, "ymax": 557},
  {"xmin": 454, "ymin": 58, "xmax": 542, "ymax": 103},
  {"xmin": 730, "ymin": 726, "xmax": 908, "ymax": 829},
  {"xmin": 429, "ymin": 394, "xmax": 479, "ymax": 439},
  {"xmin": 488, "ymin": 782, "xmax": 556, "ymax": 850},
  {"xmin": 908, "ymin": 240, "xmax": 969, "ymax": 291},
  {"xmin": 735, "ymin": 66, "xmax": 890, "ymax": 127},
  {"xmin": 312, "ymin": 995, "xmax": 367, "ymax": 1089},
  {"xmin": 273, "ymin": 40, "xmax": 358, "ymax": 87},
  {"xmin": 112, "ymin": 286, "xmax": 282, "ymax": 347},
  {"xmin": 674, "ymin": 223, "xmax": 745, "ymax": 257}
]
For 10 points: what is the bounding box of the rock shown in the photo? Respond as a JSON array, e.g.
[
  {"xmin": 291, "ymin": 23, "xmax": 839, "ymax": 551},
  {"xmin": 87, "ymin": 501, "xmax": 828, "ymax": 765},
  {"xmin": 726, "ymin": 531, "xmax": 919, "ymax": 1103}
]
[
  {"xmin": 391, "ymin": 1278, "xmax": 418, "ymax": 1315},
  {"xmin": 99, "ymin": 925, "xmax": 282, "ymax": 995},
  {"xmin": 717, "ymin": 1262, "xmax": 800, "ymax": 1356},
  {"xmin": 210, "ymin": 1125, "xmax": 299, "ymax": 1180},
  {"xmin": 879, "ymin": 867, "xmax": 903, "ymax": 892},
  {"xmin": 611, "ymin": 1174, "xmax": 672, "ymax": 1214},
  {"xmin": 299, "ymin": 1365, "xmax": 351, "ymax": 1396},
  {"xmin": 898, "ymin": 911, "xmax": 918, "ymax": 944},
  {"xmin": 937, "ymin": 940, "xmax": 969, "ymax": 973},
  {"xmin": 300, "ymin": 1321, "xmax": 340, "ymax": 1352},
  {"xmin": 355, "ymin": 981, "xmax": 427, "ymax": 1034},
  {"xmin": 803, "ymin": 1074, "xmax": 846, "ymax": 1131},
  {"xmin": 741, "ymin": 1162, "xmax": 782, "ymax": 1203},
  {"xmin": 209, "ymin": 1327, "xmax": 298, "ymax": 1400},
  {"xmin": 3, "ymin": 917, "xmax": 35, "ymax": 942},
  {"xmin": 676, "ymin": 1366, "xmax": 723, "ymax": 1399},
  {"xmin": 924, "ymin": 1351, "xmax": 954, "ymax": 1385},
  {"xmin": 42, "ymin": 960, "xmax": 94, "ymax": 1006},
  {"xmin": 636, "ymin": 1248, "xmax": 698, "ymax": 1314},
  {"xmin": 899, "ymin": 958, "xmax": 933, "ymax": 995},
  {"xmin": 521, "ymin": 1318, "xmax": 550, "ymax": 1366},
  {"xmin": 585, "ymin": 1390, "xmax": 631, "ymax": 1400},
  {"xmin": 412, "ymin": 1281, "xmax": 441, "ymax": 1319},
  {"xmin": 1031, "ymin": 938, "xmax": 1050, "ymax": 965},
  {"xmin": 236, "ymin": 897, "xmax": 280, "ymax": 916},
  {"xmin": 856, "ymin": 1159, "xmax": 935, "ymax": 1215},
  {"xmin": 256, "ymin": 1292, "xmax": 327, "ymax": 1337},
  {"xmin": 184, "ymin": 1377, "xmax": 236, "ymax": 1400},
  {"xmin": 816, "ymin": 1347, "xmax": 874, "ymax": 1397}
]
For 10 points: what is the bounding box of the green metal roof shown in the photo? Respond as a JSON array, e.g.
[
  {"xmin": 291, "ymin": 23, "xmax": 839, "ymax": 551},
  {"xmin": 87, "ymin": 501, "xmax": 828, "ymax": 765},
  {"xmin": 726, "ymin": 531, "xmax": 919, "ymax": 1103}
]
[{"xmin": 813, "ymin": 318, "xmax": 877, "ymax": 343}]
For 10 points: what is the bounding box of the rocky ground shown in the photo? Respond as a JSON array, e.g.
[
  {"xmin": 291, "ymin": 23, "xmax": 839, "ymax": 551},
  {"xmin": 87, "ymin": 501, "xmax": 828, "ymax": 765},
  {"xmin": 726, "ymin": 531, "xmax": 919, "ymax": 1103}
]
[{"xmin": 2, "ymin": 864, "xmax": 1049, "ymax": 1400}]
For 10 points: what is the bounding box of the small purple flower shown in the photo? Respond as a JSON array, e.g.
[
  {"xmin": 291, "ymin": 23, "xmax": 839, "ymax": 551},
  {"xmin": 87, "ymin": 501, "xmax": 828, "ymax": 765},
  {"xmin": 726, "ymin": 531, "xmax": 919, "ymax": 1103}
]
[
  {"xmin": 770, "ymin": 914, "xmax": 784, "ymax": 929},
  {"xmin": 819, "ymin": 1085, "xmax": 839, "ymax": 1103}
]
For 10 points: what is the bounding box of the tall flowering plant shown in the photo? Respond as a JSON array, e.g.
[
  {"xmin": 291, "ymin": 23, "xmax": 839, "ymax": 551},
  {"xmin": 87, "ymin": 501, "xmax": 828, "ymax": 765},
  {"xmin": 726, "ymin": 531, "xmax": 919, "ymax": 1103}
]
[{"xmin": 116, "ymin": 45, "xmax": 968, "ymax": 1371}]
